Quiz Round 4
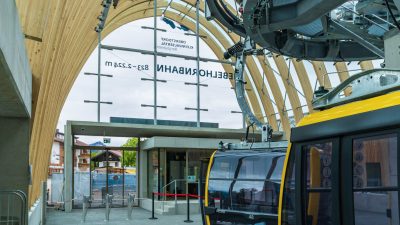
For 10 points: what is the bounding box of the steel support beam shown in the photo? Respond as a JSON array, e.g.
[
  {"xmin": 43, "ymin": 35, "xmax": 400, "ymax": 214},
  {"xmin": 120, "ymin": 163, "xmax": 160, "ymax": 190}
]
[
  {"xmin": 330, "ymin": 20, "xmax": 385, "ymax": 58},
  {"xmin": 101, "ymin": 44, "xmax": 234, "ymax": 65}
]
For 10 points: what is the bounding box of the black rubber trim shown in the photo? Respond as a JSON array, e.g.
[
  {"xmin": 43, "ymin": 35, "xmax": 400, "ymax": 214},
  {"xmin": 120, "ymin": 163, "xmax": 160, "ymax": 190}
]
[{"xmin": 291, "ymin": 105, "xmax": 400, "ymax": 142}]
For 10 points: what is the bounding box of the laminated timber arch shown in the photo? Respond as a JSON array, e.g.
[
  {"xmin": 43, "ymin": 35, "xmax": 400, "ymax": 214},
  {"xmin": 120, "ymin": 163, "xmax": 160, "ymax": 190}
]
[{"xmin": 15, "ymin": 0, "xmax": 375, "ymax": 205}]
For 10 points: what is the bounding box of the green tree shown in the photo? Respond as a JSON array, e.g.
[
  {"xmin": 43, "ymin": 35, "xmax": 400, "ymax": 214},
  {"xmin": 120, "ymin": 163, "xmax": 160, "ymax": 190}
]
[{"xmin": 122, "ymin": 138, "xmax": 138, "ymax": 167}]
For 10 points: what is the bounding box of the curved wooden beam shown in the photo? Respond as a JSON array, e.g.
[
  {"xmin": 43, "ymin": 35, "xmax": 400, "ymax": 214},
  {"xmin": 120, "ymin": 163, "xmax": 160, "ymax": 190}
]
[
  {"xmin": 272, "ymin": 55, "xmax": 304, "ymax": 123},
  {"xmin": 311, "ymin": 61, "xmax": 332, "ymax": 89},
  {"xmin": 291, "ymin": 59, "xmax": 314, "ymax": 113},
  {"xmin": 359, "ymin": 61, "xmax": 374, "ymax": 71}
]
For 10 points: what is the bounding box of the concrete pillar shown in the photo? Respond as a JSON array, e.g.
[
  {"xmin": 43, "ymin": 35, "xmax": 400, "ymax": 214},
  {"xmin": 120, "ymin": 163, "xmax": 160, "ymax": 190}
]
[
  {"xmin": 0, "ymin": 118, "xmax": 30, "ymax": 192},
  {"xmin": 64, "ymin": 122, "xmax": 73, "ymax": 212},
  {"xmin": 0, "ymin": 117, "xmax": 30, "ymax": 223},
  {"xmin": 139, "ymin": 145, "xmax": 148, "ymax": 200}
]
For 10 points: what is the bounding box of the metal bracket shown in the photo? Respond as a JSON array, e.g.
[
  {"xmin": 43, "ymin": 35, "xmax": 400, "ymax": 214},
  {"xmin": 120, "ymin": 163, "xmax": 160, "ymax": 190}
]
[{"xmin": 234, "ymin": 37, "xmax": 272, "ymax": 134}]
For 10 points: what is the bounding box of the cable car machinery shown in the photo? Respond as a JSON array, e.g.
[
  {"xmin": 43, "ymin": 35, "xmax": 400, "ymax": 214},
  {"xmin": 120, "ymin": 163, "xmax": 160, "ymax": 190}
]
[{"xmin": 202, "ymin": 0, "xmax": 400, "ymax": 225}]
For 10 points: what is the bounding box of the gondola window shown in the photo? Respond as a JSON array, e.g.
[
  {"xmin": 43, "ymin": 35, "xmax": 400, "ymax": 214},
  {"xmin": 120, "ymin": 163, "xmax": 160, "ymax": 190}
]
[
  {"xmin": 352, "ymin": 133, "xmax": 399, "ymax": 225},
  {"xmin": 303, "ymin": 142, "xmax": 333, "ymax": 225}
]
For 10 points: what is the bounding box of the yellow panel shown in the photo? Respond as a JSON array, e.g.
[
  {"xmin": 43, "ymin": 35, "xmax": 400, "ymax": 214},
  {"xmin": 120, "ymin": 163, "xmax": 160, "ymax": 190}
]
[{"xmin": 298, "ymin": 91, "xmax": 400, "ymax": 127}]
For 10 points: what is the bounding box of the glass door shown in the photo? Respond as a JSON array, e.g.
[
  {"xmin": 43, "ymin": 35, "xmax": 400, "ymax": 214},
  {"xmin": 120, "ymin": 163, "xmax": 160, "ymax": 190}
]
[
  {"xmin": 296, "ymin": 138, "xmax": 340, "ymax": 225},
  {"xmin": 107, "ymin": 150, "xmax": 123, "ymax": 207},
  {"xmin": 123, "ymin": 150, "xmax": 138, "ymax": 206},
  {"xmin": 166, "ymin": 150, "xmax": 186, "ymax": 198},
  {"xmin": 72, "ymin": 149, "xmax": 91, "ymax": 209},
  {"xmin": 90, "ymin": 150, "xmax": 108, "ymax": 207}
]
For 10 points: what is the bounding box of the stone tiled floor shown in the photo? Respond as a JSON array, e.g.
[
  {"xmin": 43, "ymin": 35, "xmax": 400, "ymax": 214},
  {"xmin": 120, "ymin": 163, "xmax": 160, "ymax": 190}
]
[{"xmin": 46, "ymin": 207, "xmax": 202, "ymax": 225}]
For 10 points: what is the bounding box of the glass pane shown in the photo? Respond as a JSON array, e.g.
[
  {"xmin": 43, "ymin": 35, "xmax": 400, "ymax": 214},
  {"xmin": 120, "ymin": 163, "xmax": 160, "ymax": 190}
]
[
  {"xmin": 353, "ymin": 134, "xmax": 398, "ymax": 188},
  {"xmin": 209, "ymin": 155, "xmax": 239, "ymax": 179},
  {"xmin": 353, "ymin": 133, "xmax": 398, "ymax": 225},
  {"xmin": 207, "ymin": 179, "xmax": 232, "ymax": 209},
  {"xmin": 123, "ymin": 150, "xmax": 137, "ymax": 205},
  {"xmin": 72, "ymin": 149, "xmax": 90, "ymax": 208},
  {"xmin": 231, "ymin": 180, "xmax": 280, "ymax": 214},
  {"xmin": 282, "ymin": 153, "xmax": 296, "ymax": 225},
  {"xmin": 305, "ymin": 142, "xmax": 333, "ymax": 189},
  {"xmin": 107, "ymin": 150, "xmax": 123, "ymax": 207},
  {"xmin": 148, "ymin": 150, "xmax": 159, "ymax": 198},
  {"xmin": 270, "ymin": 156, "xmax": 286, "ymax": 180},
  {"xmin": 304, "ymin": 142, "xmax": 333, "ymax": 225},
  {"xmin": 166, "ymin": 151, "xmax": 186, "ymax": 196},
  {"xmin": 237, "ymin": 155, "xmax": 273, "ymax": 180},
  {"xmin": 354, "ymin": 191, "xmax": 399, "ymax": 225},
  {"xmin": 91, "ymin": 150, "xmax": 108, "ymax": 207}
]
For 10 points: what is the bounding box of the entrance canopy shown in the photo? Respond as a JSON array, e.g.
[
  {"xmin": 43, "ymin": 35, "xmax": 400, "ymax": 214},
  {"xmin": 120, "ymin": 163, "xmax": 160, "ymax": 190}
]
[{"xmin": 68, "ymin": 120, "xmax": 280, "ymax": 140}]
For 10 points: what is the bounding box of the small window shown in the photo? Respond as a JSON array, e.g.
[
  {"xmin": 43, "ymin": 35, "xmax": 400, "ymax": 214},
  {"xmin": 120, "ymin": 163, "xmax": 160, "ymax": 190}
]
[
  {"xmin": 303, "ymin": 142, "xmax": 333, "ymax": 225},
  {"xmin": 352, "ymin": 133, "xmax": 398, "ymax": 225},
  {"xmin": 209, "ymin": 156, "xmax": 239, "ymax": 179},
  {"xmin": 366, "ymin": 163, "xmax": 382, "ymax": 187}
]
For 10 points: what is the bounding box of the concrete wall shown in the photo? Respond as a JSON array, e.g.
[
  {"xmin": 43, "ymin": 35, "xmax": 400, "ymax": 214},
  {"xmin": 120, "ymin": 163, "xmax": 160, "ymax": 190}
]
[
  {"xmin": 0, "ymin": 0, "xmax": 32, "ymax": 117},
  {"xmin": 139, "ymin": 149, "xmax": 148, "ymax": 201},
  {"xmin": 0, "ymin": 1, "xmax": 32, "ymax": 222},
  {"xmin": 0, "ymin": 117, "xmax": 30, "ymax": 224},
  {"xmin": 0, "ymin": 117, "xmax": 30, "ymax": 192}
]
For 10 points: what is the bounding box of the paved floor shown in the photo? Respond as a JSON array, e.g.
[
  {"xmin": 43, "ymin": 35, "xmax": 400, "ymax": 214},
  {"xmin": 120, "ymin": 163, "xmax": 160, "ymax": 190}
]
[{"xmin": 46, "ymin": 207, "xmax": 202, "ymax": 225}]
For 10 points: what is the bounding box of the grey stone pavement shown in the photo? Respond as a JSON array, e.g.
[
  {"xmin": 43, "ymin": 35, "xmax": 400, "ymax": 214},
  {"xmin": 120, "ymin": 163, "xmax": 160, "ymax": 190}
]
[{"xmin": 46, "ymin": 208, "xmax": 202, "ymax": 225}]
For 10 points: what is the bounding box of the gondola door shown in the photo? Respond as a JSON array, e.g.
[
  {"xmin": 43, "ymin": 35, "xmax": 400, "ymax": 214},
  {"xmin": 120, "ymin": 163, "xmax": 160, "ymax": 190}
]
[{"xmin": 295, "ymin": 138, "xmax": 340, "ymax": 225}]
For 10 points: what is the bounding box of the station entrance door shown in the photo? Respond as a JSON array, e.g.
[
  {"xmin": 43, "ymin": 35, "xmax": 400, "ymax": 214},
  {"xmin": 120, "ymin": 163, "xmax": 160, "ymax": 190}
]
[{"xmin": 72, "ymin": 147, "xmax": 138, "ymax": 208}]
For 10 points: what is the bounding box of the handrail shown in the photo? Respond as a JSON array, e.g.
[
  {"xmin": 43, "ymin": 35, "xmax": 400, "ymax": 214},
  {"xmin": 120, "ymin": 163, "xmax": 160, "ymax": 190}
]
[
  {"xmin": 0, "ymin": 190, "xmax": 28, "ymax": 225},
  {"xmin": 160, "ymin": 179, "xmax": 187, "ymax": 214}
]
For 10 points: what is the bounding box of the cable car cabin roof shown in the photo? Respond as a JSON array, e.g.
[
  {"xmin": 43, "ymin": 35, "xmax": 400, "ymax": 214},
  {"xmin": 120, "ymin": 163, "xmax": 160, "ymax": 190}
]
[{"xmin": 291, "ymin": 91, "xmax": 400, "ymax": 142}]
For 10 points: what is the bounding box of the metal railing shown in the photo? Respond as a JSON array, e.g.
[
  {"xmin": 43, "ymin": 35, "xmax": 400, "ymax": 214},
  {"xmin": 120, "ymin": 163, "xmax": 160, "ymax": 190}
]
[
  {"xmin": 81, "ymin": 193, "xmax": 137, "ymax": 222},
  {"xmin": 0, "ymin": 190, "xmax": 27, "ymax": 225},
  {"xmin": 161, "ymin": 179, "xmax": 187, "ymax": 213}
]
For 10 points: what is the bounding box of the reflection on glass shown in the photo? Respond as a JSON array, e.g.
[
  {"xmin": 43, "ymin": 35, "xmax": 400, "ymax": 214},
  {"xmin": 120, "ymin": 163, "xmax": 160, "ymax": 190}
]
[
  {"xmin": 210, "ymin": 156, "xmax": 240, "ymax": 179},
  {"xmin": 148, "ymin": 150, "xmax": 159, "ymax": 198},
  {"xmin": 354, "ymin": 191, "xmax": 399, "ymax": 225},
  {"xmin": 237, "ymin": 156, "xmax": 273, "ymax": 180},
  {"xmin": 304, "ymin": 142, "xmax": 333, "ymax": 225},
  {"xmin": 208, "ymin": 152, "xmax": 285, "ymax": 215},
  {"xmin": 353, "ymin": 134, "xmax": 397, "ymax": 188},
  {"xmin": 208, "ymin": 179, "xmax": 232, "ymax": 209},
  {"xmin": 231, "ymin": 180, "xmax": 280, "ymax": 213},
  {"xmin": 353, "ymin": 134, "xmax": 398, "ymax": 225},
  {"xmin": 282, "ymin": 154, "xmax": 296, "ymax": 225}
]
